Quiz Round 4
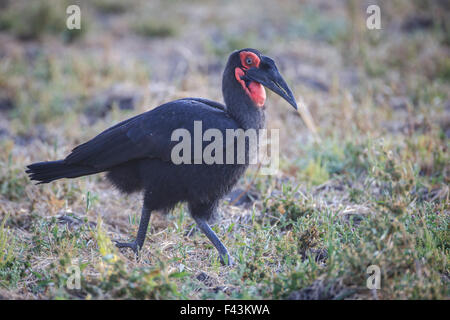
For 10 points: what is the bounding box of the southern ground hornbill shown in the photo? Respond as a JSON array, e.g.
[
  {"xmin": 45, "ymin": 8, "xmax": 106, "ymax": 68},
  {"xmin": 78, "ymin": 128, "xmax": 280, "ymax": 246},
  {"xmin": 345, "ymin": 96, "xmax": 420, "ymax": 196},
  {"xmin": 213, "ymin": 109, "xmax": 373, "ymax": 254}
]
[{"xmin": 26, "ymin": 48, "xmax": 297, "ymax": 265}]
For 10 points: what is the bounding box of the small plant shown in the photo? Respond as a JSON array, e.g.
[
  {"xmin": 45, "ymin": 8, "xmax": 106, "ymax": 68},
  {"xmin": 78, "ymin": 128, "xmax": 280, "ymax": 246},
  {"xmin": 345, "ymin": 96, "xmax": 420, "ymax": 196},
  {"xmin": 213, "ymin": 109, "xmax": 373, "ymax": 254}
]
[
  {"xmin": 0, "ymin": 214, "xmax": 15, "ymax": 268},
  {"xmin": 0, "ymin": 0, "xmax": 86, "ymax": 42},
  {"xmin": 132, "ymin": 19, "xmax": 177, "ymax": 38},
  {"xmin": 93, "ymin": 0, "xmax": 130, "ymax": 14},
  {"xmin": 302, "ymin": 158, "xmax": 329, "ymax": 186},
  {"xmin": 0, "ymin": 141, "xmax": 28, "ymax": 201},
  {"xmin": 264, "ymin": 184, "xmax": 315, "ymax": 227}
]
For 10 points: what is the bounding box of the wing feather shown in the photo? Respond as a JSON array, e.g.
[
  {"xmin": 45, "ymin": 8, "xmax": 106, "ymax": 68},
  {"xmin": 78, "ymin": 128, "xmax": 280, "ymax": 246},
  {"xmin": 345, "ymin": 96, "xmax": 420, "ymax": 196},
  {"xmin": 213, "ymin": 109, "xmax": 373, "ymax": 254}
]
[{"xmin": 64, "ymin": 98, "xmax": 234, "ymax": 170}]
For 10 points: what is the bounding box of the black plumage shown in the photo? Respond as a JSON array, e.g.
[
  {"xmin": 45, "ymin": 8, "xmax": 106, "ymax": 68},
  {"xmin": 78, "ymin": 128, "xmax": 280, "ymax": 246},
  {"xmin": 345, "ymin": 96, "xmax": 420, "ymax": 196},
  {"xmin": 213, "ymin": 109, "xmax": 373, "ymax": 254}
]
[{"xmin": 26, "ymin": 48, "xmax": 297, "ymax": 265}]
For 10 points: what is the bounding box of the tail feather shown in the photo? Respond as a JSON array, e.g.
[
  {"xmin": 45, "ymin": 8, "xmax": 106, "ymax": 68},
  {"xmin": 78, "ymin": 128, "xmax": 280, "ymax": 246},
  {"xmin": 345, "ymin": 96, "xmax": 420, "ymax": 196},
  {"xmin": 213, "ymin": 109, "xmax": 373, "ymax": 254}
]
[{"xmin": 26, "ymin": 160, "xmax": 99, "ymax": 184}]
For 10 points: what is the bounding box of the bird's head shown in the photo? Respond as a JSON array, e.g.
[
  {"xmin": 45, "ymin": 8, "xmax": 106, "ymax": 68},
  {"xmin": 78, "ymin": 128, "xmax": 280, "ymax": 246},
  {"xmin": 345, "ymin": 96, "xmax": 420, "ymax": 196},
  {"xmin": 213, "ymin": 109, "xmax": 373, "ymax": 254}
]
[{"xmin": 223, "ymin": 48, "xmax": 297, "ymax": 110}]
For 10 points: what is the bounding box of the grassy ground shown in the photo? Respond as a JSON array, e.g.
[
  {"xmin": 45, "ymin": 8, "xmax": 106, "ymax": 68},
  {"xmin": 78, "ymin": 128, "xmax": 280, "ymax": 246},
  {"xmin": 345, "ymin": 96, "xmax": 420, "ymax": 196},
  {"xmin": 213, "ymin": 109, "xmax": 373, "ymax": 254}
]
[{"xmin": 0, "ymin": 0, "xmax": 448, "ymax": 299}]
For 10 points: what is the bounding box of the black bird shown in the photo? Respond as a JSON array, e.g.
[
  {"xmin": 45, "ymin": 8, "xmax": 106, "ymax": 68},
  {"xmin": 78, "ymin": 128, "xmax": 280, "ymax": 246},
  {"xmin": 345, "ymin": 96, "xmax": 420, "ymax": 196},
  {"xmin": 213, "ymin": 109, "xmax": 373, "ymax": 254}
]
[{"xmin": 26, "ymin": 49, "xmax": 297, "ymax": 265}]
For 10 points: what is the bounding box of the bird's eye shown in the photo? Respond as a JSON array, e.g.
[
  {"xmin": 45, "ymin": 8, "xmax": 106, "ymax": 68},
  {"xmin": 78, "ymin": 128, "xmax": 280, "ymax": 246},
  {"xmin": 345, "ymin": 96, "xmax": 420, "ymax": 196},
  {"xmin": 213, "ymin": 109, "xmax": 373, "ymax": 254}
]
[{"xmin": 245, "ymin": 57, "xmax": 253, "ymax": 65}]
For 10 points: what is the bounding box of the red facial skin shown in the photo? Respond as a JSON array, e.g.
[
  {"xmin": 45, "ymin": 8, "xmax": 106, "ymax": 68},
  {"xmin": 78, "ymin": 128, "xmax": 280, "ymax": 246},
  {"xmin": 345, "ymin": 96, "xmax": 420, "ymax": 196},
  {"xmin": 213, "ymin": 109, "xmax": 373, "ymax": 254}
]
[{"xmin": 234, "ymin": 51, "xmax": 266, "ymax": 108}]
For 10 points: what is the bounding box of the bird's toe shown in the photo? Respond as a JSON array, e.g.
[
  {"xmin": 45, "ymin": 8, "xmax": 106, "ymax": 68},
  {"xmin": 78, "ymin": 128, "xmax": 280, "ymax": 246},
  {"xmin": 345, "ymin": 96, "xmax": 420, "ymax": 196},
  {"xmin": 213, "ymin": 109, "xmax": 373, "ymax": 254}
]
[
  {"xmin": 219, "ymin": 253, "xmax": 234, "ymax": 266},
  {"xmin": 115, "ymin": 240, "xmax": 139, "ymax": 254}
]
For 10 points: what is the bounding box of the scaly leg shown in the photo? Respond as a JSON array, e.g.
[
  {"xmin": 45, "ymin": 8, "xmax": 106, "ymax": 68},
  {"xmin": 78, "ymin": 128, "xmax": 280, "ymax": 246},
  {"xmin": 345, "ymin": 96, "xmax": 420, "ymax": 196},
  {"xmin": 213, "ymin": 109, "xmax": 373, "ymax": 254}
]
[
  {"xmin": 115, "ymin": 205, "xmax": 151, "ymax": 255},
  {"xmin": 193, "ymin": 216, "xmax": 234, "ymax": 266}
]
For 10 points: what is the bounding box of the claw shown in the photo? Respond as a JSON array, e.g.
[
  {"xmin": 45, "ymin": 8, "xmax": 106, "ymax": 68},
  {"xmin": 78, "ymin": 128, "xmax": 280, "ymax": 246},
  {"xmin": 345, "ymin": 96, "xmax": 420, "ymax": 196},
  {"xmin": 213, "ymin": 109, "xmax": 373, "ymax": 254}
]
[
  {"xmin": 115, "ymin": 240, "xmax": 139, "ymax": 255},
  {"xmin": 219, "ymin": 253, "xmax": 234, "ymax": 266}
]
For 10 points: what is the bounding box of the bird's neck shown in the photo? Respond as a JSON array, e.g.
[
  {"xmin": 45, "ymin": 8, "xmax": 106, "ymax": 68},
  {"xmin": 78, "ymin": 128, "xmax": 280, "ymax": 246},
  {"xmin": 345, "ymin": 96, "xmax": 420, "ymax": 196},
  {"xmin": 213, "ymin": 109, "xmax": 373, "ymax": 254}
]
[
  {"xmin": 222, "ymin": 73, "xmax": 266, "ymax": 130},
  {"xmin": 226, "ymin": 101, "xmax": 266, "ymax": 131}
]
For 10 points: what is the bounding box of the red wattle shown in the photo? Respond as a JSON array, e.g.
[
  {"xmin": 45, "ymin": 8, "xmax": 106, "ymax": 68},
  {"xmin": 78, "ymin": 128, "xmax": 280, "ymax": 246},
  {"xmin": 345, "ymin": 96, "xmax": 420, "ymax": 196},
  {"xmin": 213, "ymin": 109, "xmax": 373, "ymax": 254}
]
[
  {"xmin": 248, "ymin": 82, "xmax": 266, "ymax": 107},
  {"xmin": 234, "ymin": 68, "xmax": 266, "ymax": 108}
]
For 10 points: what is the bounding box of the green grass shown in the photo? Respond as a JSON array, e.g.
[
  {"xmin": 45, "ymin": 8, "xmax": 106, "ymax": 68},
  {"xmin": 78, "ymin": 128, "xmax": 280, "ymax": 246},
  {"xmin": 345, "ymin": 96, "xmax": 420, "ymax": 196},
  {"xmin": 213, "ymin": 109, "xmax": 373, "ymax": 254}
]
[
  {"xmin": 0, "ymin": 0, "xmax": 85, "ymax": 42},
  {"xmin": 131, "ymin": 19, "xmax": 177, "ymax": 39},
  {"xmin": 92, "ymin": 0, "xmax": 130, "ymax": 15}
]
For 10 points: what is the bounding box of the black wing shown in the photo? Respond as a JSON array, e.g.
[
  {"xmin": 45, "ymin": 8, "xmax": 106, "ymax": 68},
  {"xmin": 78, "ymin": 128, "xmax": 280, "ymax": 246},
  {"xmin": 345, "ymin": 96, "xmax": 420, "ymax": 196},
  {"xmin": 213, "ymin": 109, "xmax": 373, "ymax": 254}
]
[
  {"xmin": 180, "ymin": 98, "xmax": 226, "ymax": 111},
  {"xmin": 64, "ymin": 98, "xmax": 234, "ymax": 170}
]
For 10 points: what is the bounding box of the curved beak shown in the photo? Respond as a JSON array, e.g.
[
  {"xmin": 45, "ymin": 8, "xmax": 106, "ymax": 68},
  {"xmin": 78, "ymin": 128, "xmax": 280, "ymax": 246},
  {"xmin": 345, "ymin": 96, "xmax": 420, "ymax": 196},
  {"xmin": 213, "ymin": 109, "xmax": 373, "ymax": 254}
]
[{"xmin": 244, "ymin": 56, "xmax": 297, "ymax": 110}]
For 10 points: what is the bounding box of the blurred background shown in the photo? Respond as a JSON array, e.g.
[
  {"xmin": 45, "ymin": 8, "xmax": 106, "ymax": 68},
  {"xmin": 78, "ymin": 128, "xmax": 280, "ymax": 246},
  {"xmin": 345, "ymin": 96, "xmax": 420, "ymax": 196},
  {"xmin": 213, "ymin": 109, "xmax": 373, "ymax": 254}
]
[{"xmin": 0, "ymin": 0, "xmax": 448, "ymax": 299}]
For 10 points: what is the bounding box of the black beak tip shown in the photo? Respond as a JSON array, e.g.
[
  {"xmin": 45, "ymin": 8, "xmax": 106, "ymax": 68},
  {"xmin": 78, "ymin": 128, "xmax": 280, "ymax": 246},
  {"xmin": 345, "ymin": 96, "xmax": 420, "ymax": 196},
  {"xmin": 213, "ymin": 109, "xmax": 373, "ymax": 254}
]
[
  {"xmin": 285, "ymin": 91, "xmax": 297, "ymax": 110},
  {"xmin": 290, "ymin": 99, "xmax": 298, "ymax": 110}
]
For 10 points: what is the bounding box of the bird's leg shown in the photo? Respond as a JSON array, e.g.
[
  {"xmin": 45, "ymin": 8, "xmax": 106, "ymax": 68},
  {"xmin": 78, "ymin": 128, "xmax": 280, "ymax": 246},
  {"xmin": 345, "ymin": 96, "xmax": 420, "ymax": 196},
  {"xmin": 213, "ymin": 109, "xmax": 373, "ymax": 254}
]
[
  {"xmin": 193, "ymin": 217, "xmax": 234, "ymax": 266},
  {"xmin": 115, "ymin": 205, "xmax": 151, "ymax": 255}
]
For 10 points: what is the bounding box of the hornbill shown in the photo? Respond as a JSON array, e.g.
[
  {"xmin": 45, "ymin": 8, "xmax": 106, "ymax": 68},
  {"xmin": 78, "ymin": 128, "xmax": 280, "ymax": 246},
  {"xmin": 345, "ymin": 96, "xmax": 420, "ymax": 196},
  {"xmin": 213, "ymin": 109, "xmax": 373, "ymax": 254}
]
[{"xmin": 26, "ymin": 48, "xmax": 297, "ymax": 265}]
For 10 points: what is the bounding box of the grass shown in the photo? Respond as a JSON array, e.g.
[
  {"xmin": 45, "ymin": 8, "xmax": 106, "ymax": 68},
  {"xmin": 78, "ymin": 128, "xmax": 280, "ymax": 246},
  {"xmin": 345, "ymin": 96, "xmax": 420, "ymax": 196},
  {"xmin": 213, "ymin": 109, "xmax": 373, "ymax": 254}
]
[
  {"xmin": 0, "ymin": 214, "xmax": 14, "ymax": 268},
  {"xmin": 92, "ymin": 0, "xmax": 130, "ymax": 15},
  {"xmin": 131, "ymin": 20, "xmax": 177, "ymax": 39},
  {"xmin": 0, "ymin": 0, "xmax": 85, "ymax": 42},
  {"xmin": 0, "ymin": 0, "xmax": 448, "ymax": 299}
]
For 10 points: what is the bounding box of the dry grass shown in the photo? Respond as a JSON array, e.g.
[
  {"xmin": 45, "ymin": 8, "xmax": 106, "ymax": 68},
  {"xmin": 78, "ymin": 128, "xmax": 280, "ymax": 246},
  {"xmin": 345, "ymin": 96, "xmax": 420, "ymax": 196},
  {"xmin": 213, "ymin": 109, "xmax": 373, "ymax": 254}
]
[{"xmin": 0, "ymin": 0, "xmax": 448, "ymax": 299}]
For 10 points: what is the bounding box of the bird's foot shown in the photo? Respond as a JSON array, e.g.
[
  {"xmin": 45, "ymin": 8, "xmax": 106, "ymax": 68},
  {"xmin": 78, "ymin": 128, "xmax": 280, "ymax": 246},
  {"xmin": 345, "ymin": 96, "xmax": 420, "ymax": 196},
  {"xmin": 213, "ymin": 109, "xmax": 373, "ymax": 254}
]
[
  {"xmin": 219, "ymin": 253, "xmax": 234, "ymax": 266},
  {"xmin": 115, "ymin": 240, "xmax": 139, "ymax": 255}
]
